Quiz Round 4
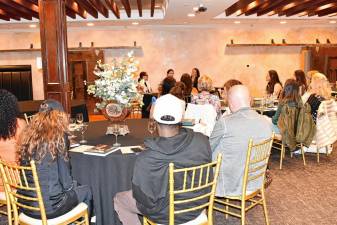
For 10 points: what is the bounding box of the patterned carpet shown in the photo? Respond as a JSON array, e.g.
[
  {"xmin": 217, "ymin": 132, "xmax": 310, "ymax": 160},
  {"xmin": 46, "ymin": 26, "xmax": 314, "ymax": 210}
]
[
  {"xmin": 215, "ymin": 145, "xmax": 337, "ymax": 225},
  {"xmin": 0, "ymin": 145, "xmax": 336, "ymax": 225}
]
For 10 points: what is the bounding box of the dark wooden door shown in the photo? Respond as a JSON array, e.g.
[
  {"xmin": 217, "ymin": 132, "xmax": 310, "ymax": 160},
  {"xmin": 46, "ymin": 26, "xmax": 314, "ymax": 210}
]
[
  {"xmin": 310, "ymin": 46, "xmax": 337, "ymax": 83},
  {"xmin": 327, "ymin": 57, "xmax": 337, "ymax": 83},
  {"xmin": 0, "ymin": 65, "xmax": 33, "ymax": 101},
  {"xmin": 68, "ymin": 49, "xmax": 104, "ymax": 114}
]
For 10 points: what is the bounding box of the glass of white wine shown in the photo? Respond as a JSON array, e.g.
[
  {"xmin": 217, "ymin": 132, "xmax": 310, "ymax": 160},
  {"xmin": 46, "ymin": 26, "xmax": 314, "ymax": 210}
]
[
  {"xmin": 79, "ymin": 123, "xmax": 88, "ymax": 144},
  {"xmin": 76, "ymin": 113, "xmax": 84, "ymax": 125},
  {"xmin": 112, "ymin": 124, "xmax": 121, "ymax": 147}
]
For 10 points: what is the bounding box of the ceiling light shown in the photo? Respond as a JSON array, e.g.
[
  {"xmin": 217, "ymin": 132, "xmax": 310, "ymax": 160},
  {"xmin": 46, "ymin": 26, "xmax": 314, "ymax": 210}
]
[
  {"xmin": 329, "ymin": 20, "xmax": 337, "ymax": 24},
  {"xmin": 280, "ymin": 21, "xmax": 287, "ymax": 24},
  {"xmin": 29, "ymin": 24, "xmax": 36, "ymax": 28},
  {"xmin": 132, "ymin": 22, "xmax": 139, "ymax": 25},
  {"xmin": 317, "ymin": 3, "xmax": 334, "ymax": 11},
  {"xmin": 187, "ymin": 13, "xmax": 195, "ymax": 17},
  {"xmin": 193, "ymin": 6, "xmax": 199, "ymax": 11},
  {"xmin": 86, "ymin": 22, "xmax": 94, "ymax": 26},
  {"xmin": 234, "ymin": 21, "xmax": 241, "ymax": 24}
]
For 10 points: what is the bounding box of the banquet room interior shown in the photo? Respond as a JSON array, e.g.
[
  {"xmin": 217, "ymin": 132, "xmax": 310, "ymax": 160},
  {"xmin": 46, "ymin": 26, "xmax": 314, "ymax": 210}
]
[{"xmin": 0, "ymin": 0, "xmax": 337, "ymax": 225}]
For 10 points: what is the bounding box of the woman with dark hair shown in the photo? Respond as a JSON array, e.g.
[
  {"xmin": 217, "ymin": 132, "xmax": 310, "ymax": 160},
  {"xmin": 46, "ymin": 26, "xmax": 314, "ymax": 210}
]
[
  {"xmin": 18, "ymin": 100, "xmax": 92, "ymax": 219},
  {"xmin": 191, "ymin": 68, "xmax": 200, "ymax": 90},
  {"xmin": 138, "ymin": 71, "xmax": 152, "ymax": 94},
  {"xmin": 161, "ymin": 76, "xmax": 176, "ymax": 95},
  {"xmin": 169, "ymin": 82, "xmax": 186, "ymax": 100},
  {"xmin": 0, "ymin": 89, "xmax": 26, "ymax": 190},
  {"xmin": 294, "ymin": 70, "xmax": 308, "ymax": 95},
  {"xmin": 166, "ymin": 69, "xmax": 174, "ymax": 77},
  {"xmin": 272, "ymin": 79, "xmax": 301, "ymax": 133},
  {"xmin": 266, "ymin": 70, "xmax": 283, "ymax": 99},
  {"xmin": 180, "ymin": 73, "xmax": 193, "ymax": 102}
]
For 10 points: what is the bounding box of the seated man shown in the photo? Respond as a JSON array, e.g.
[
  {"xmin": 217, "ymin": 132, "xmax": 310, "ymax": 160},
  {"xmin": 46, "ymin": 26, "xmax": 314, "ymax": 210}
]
[
  {"xmin": 114, "ymin": 94, "xmax": 212, "ymax": 225},
  {"xmin": 210, "ymin": 85, "xmax": 273, "ymax": 197}
]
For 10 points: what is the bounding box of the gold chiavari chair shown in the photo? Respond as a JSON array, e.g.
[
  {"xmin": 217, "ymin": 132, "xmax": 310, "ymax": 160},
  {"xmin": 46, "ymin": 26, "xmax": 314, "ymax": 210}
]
[
  {"xmin": 0, "ymin": 159, "xmax": 89, "ymax": 225},
  {"xmin": 213, "ymin": 135, "xmax": 274, "ymax": 225},
  {"xmin": 273, "ymin": 135, "xmax": 306, "ymax": 169},
  {"xmin": 143, "ymin": 154, "xmax": 222, "ymax": 225},
  {"xmin": 23, "ymin": 113, "xmax": 34, "ymax": 125},
  {"xmin": 129, "ymin": 102, "xmax": 142, "ymax": 119}
]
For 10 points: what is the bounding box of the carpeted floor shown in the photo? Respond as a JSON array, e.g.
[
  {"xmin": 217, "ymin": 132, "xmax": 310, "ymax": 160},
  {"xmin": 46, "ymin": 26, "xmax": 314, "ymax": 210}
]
[
  {"xmin": 214, "ymin": 145, "xmax": 337, "ymax": 225},
  {"xmin": 1, "ymin": 145, "xmax": 336, "ymax": 225}
]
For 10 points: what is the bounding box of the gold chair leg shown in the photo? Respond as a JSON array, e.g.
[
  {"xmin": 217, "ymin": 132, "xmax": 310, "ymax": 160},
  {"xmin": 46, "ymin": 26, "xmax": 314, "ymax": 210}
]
[
  {"xmin": 241, "ymin": 200, "xmax": 246, "ymax": 225},
  {"xmin": 317, "ymin": 145, "xmax": 320, "ymax": 163},
  {"xmin": 301, "ymin": 143, "xmax": 306, "ymax": 166},
  {"xmin": 280, "ymin": 144, "xmax": 284, "ymax": 170},
  {"xmin": 261, "ymin": 189, "xmax": 270, "ymax": 225},
  {"xmin": 225, "ymin": 198, "xmax": 229, "ymax": 219},
  {"xmin": 326, "ymin": 146, "xmax": 329, "ymax": 156},
  {"xmin": 84, "ymin": 211, "xmax": 89, "ymax": 225}
]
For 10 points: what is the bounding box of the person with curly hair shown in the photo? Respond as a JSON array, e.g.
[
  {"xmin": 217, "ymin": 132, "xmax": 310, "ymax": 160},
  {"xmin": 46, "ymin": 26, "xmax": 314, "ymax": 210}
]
[
  {"xmin": 0, "ymin": 89, "xmax": 26, "ymax": 163},
  {"xmin": 17, "ymin": 99, "xmax": 92, "ymax": 219}
]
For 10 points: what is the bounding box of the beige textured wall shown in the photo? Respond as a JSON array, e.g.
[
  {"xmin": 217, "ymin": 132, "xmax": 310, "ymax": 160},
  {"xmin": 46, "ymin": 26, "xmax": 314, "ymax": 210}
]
[{"xmin": 0, "ymin": 26, "xmax": 336, "ymax": 99}]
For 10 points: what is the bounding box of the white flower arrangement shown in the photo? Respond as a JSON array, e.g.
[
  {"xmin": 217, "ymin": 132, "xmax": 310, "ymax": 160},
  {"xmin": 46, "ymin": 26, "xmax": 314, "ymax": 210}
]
[{"xmin": 87, "ymin": 52, "xmax": 142, "ymax": 110}]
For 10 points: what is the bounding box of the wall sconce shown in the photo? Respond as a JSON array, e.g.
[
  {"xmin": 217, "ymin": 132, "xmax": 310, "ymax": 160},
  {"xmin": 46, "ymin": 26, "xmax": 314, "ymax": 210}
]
[
  {"xmin": 316, "ymin": 38, "xmax": 320, "ymax": 44},
  {"xmin": 230, "ymin": 39, "xmax": 234, "ymax": 44},
  {"xmin": 36, "ymin": 57, "xmax": 42, "ymax": 70},
  {"xmin": 91, "ymin": 42, "xmax": 94, "ymax": 47},
  {"xmin": 271, "ymin": 39, "xmax": 275, "ymax": 44},
  {"xmin": 327, "ymin": 38, "xmax": 331, "ymax": 44},
  {"xmin": 282, "ymin": 39, "xmax": 286, "ymax": 44}
]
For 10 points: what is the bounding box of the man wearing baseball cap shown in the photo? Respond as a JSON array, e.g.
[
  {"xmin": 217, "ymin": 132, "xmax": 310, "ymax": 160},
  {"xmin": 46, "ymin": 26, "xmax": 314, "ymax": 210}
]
[{"xmin": 114, "ymin": 94, "xmax": 212, "ymax": 225}]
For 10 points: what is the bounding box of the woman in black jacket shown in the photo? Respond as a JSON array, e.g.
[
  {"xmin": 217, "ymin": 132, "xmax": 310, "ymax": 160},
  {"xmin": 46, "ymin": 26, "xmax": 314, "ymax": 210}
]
[{"xmin": 17, "ymin": 100, "xmax": 92, "ymax": 219}]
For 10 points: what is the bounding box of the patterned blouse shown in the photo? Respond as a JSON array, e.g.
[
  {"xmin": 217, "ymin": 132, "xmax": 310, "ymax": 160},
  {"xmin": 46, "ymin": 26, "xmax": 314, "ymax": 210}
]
[{"xmin": 191, "ymin": 91, "xmax": 222, "ymax": 119}]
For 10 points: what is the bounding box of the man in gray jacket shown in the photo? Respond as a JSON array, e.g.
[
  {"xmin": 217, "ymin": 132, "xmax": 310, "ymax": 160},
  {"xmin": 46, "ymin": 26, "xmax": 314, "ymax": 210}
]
[
  {"xmin": 114, "ymin": 94, "xmax": 212, "ymax": 225},
  {"xmin": 210, "ymin": 85, "xmax": 273, "ymax": 197}
]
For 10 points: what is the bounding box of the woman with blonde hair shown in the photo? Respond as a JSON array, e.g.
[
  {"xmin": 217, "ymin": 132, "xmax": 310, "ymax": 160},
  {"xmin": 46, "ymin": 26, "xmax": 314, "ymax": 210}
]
[
  {"xmin": 191, "ymin": 75, "xmax": 221, "ymax": 118},
  {"xmin": 17, "ymin": 100, "xmax": 92, "ymax": 219},
  {"xmin": 302, "ymin": 73, "xmax": 332, "ymax": 123}
]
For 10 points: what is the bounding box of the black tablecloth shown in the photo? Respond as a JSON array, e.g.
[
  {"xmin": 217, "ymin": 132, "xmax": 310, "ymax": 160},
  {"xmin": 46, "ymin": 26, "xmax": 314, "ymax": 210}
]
[{"xmin": 70, "ymin": 119, "xmax": 150, "ymax": 225}]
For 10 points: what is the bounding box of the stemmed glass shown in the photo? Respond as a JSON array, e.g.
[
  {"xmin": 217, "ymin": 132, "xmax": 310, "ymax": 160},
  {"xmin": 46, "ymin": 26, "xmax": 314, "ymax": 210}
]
[
  {"xmin": 68, "ymin": 118, "xmax": 77, "ymax": 139},
  {"xmin": 112, "ymin": 124, "xmax": 121, "ymax": 147},
  {"xmin": 76, "ymin": 113, "xmax": 84, "ymax": 125},
  {"xmin": 147, "ymin": 119, "xmax": 157, "ymax": 136},
  {"xmin": 79, "ymin": 123, "xmax": 88, "ymax": 144}
]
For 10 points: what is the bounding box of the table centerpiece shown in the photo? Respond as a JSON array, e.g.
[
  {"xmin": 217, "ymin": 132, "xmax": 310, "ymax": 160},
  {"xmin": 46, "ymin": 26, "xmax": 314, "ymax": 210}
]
[{"xmin": 87, "ymin": 52, "xmax": 142, "ymax": 134}]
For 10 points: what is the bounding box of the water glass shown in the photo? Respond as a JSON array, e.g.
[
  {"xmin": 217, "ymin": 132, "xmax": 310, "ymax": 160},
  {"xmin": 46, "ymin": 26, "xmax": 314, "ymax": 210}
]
[
  {"xmin": 68, "ymin": 118, "xmax": 77, "ymax": 139},
  {"xmin": 79, "ymin": 123, "xmax": 88, "ymax": 144},
  {"xmin": 112, "ymin": 124, "xmax": 121, "ymax": 147}
]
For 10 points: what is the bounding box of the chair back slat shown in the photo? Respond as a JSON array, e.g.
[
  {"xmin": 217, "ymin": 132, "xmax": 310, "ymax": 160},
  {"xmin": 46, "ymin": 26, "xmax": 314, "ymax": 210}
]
[
  {"xmin": 0, "ymin": 160, "xmax": 48, "ymax": 225},
  {"xmin": 24, "ymin": 113, "xmax": 35, "ymax": 125},
  {"xmin": 168, "ymin": 154, "xmax": 222, "ymax": 225},
  {"xmin": 242, "ymin": 134, "xmax": 274, "ymax": 197}
]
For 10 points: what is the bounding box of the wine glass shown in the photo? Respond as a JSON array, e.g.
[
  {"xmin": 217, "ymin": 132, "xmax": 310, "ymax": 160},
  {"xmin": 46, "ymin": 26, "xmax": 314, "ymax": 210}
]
[
  {"xmin": 147, "ymin": 119, "xmax": 157, "ymax": 135},
  {"xmin": 68, "ymin": 118, "xmax": 77, "ymax": 139},
  {"xmin": 76, "ymin": 113, "xmax": 84, "ymax": 125},
  {"xmin": 79, "ymin": 123, "xmax": 88, "ymax": 144},
  {"xmin": 112, "ymin": 124, "xmax": 121, "ymax": 147}
]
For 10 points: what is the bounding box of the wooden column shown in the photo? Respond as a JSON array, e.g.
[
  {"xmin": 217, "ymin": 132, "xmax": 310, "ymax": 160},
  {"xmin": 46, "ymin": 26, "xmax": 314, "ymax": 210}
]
[{"xmin": 39, "ymin": 0, "xmax": 71, "ymax": 113}]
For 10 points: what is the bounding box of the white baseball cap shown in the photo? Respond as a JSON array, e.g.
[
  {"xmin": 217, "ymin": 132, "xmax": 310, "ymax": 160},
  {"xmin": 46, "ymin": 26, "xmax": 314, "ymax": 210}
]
[{"xmin": 153, "ymin": 94, "xmax": 185, "ymax": 125}]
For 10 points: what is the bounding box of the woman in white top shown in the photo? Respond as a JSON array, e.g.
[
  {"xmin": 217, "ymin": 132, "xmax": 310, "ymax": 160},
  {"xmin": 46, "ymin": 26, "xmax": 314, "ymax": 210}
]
[{"xmin": 266, "ymin": 70, "xmax": 283, "ymax": 99}]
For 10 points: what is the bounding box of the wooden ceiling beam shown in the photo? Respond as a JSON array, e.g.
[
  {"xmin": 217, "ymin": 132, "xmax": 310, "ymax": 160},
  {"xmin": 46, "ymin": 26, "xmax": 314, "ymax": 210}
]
[
  {"xmin": 66, "ymin": 0, "xmax": 87, "ymax": 19},
  {"xmin": 0, "ymin": 0, "xmax": 38, "ymax": 18},
  {"xmin": 27, "ymin": 0, "xmax": 37, "ymax": 5},
  {"xmin": 88, "ymin": 0, "xmax": 109, "ymax": 18},
  {"xmin": 0, "ymin": 2, "xmax": 32, "ymax": 20},
  {"xmin": 101, "ymin": 0, "xmax": 119, "ymax": 18},
  {"xmin": 11, "ymin": 0, "xmax": 39, "ymax": 13},
  {"xmin": 317, "ymin": 6, "xmax": 337, "ymax": 17},
  {"xmin": 0, "ymin": 8, "xmax": 18, "ymax": 20},
  {"xmin": 120, "ymin": 0, "xmax": 131, "ymax": 17},
  {"xmin": 136, "ymin": 0, "xmax": 142, "ymax": 17},
  {"xmin": 255, "ymin": 0, "xmax": 292, "ymax": 16},
  {"xmin": 308, "ymin": 2, "xmax": 337, "ymax": 16},
  {"xmin": 150, "ymin": 0, "xmax": 155, "ymax": 17},
  {"xmin": 226, "ymin": 0, "xmax": 256, "ymax": 16},
  {"xmin": 282, "ymin": 0, "xmax": 332, "ymax": 17},
  {"xmin": 0, "ymin": 13, "xmax": 9, "ymax": 20},
  {"xmin": 75, "ymin": 0, "xmax": 98, "ymax": 18},
  {"xmin": 66, "ymin": 7, "xmax": 76, "ymax": 18}
]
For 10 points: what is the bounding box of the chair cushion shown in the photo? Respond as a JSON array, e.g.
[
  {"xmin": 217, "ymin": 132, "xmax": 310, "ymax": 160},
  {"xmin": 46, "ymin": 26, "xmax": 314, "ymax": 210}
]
[{"xmin": 19, "ymin": 202, "xmax": 88, "ymax": 225}]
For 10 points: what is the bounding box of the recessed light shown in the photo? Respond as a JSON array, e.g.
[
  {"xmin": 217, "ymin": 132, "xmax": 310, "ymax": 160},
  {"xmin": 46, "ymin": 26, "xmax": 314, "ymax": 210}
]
[
  {"xmin": 280, "ymin": 21, "xmax": 287, "ymax": 24},
  {"xmin": 187, "ymin": 13, "xmax": 195, "ymax": 17},
  {"xmin": 329, "ymin": 20, "xmax": 337, "ymax": 24},
  {"xmin": 234, "ymin": 21, "xmax": 241, "ymax": 24},
  {"xmin": 155, "ymin": 5, "xmax": 161, "ymax": 8},
  {"xmin": 86, "ymin": 22, "xmax": 94, "ymax": 26},
  {"xmin": 132, "ymin": 22, "xmax": 139, "ymax": 25},
  {"xmin": 29, "ymin": 24, "xmax": 36, "ymax": 28},
  {"xmin": 193, "ymin": 6, "xmax": 199, "ymax": 11}
]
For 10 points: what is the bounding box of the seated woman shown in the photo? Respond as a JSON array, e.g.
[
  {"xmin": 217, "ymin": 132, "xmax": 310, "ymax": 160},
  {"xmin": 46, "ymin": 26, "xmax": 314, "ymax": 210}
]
[
  {"xmin": 266, "ymin": 70, "xmax": 283, "ymax": 99},
  {"xmin": 170, "ymin": 81, "xmax": 186, "ymax": 100},
  {"xmin": 180, "ymin": 73, "xmax": 193, "ymax": 102},
  {"xmin": 17, "ymin": 99, "xmax": 92, "ymax": 219},
  {"xmin": 272, "ymin": 79, "xmax": 301, "ymax": 134},
  {"xmin": 302, "ymin": 73, "xmax": 332, "ymax": 123},
  {"xmin": 0, "ymin": 89, "xmax": 26, "ymax": 190},
  {"xmin": 294, "ymin": 70, "xmax": 308, "ymax": 96},
  {"xmin": 191, "ymin": 75, "xmax": 221, "ymax": 119}
]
